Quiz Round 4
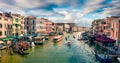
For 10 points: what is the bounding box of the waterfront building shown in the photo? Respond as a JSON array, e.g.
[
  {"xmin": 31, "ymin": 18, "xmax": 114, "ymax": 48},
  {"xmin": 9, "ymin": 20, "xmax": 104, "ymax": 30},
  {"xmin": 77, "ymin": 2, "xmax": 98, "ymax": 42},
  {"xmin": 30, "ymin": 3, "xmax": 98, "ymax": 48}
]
[
  {"xmin": 66, "ymin": 23, "xmax": 76, "ymax": 33},
  {"xmin": 0, "ymin": 12, "xmax": 12, "ymax": 38},
  {"xmin": 64, "ymin": 23, "xmax": 70, "ymax": 33},
  {"xmin": 36, "ymin": 18, "xmax": 45, "ymax": 34},
  {"xmin": 44, "ymin": 19, "xmax": 54, "ymax": 34},
  {"xmin": 24, "ymin": 16, "xmax": 36, "ymax": 35},
  {"xmin": 108, "ymin": 16, "xmax": 120, "ymax": 44},
  {"xmin": 56, "ymin": 23, "xmax": 64, "ymax": 34},
  {"xmin": 12, "ymin": 14, "xmax": 25, "ymax": 36}
]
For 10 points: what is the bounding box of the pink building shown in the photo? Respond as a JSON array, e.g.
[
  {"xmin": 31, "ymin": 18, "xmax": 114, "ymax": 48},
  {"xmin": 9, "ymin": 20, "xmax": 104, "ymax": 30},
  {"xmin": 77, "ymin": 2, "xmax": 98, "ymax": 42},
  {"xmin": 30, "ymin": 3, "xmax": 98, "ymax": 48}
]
[
  {"xmin": 0, "ymin": 12, "xmax": 12, "ymax": 38},
  {"xmin": 44, "ymin": 20, "xmax": 54, "ymax": 34},
  {"xmin": 109, "ymin": 17, "xmax": 120, "ymax": 42}
]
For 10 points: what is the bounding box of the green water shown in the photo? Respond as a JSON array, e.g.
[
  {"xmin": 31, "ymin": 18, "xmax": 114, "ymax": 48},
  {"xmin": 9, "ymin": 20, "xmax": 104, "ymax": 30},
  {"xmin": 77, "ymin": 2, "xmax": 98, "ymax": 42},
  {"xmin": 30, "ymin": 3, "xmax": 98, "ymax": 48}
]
[{"xmin": 0, "ymin": 33, "xmax": 118, "ymax": 63}]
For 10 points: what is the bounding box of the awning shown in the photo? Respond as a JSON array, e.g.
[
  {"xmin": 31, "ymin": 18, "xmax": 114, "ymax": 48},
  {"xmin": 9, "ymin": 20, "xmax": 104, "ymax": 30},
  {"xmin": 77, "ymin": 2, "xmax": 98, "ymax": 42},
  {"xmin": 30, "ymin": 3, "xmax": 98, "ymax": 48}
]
[
  {"xmin": 95, "ymin": 38, "xmax": 116, "ymax": 43},
  {"xmin": 0, "ymin": 37, "xmax": 14, "ymax": 41}
]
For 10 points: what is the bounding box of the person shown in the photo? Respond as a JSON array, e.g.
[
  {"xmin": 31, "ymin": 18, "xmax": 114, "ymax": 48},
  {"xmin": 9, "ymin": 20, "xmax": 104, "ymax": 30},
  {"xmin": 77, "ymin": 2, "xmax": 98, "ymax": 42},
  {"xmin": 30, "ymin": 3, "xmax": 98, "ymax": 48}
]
[
  {"xmin": 73, "ymin": 36, "xmax": 75, "ymax": 39},
  {"xmin": 65, "ymin": 37, "xmax": 67, "ymax": 41}
]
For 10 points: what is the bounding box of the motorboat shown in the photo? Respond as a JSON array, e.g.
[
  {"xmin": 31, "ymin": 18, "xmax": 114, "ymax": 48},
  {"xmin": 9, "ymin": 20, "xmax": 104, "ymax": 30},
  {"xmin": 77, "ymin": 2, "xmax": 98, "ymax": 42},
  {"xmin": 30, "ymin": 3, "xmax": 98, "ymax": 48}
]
[
  {"xmin": 67, "ymin": 41, "xmax": 71, "ymax": 46},
  {"xmin": 34, "ymin": 37, "xmax": 44, "ymax": 45},
  {"xmin": 53, "ymin": 36, "xmax": 62, "ymax": 43}
]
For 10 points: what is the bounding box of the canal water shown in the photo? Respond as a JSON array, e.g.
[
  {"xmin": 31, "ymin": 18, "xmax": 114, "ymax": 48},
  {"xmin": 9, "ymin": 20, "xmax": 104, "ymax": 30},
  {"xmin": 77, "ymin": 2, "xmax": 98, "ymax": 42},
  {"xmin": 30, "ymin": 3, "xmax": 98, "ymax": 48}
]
[{"xmin": 0, "ymin": 32, "xmax": 109, "ymax": 63}]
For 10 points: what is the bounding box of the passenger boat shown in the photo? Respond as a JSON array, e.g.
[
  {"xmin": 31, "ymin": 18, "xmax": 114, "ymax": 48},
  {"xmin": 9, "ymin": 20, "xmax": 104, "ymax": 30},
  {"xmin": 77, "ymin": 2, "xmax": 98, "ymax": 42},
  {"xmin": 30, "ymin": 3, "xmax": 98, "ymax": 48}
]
[
  {"xmin": 53, "ymin": 36, "xmax": 62, "ymax": 43},
  {"xmin": 34, "ymin": 37, "xmax": 44, "ymax": 45}
]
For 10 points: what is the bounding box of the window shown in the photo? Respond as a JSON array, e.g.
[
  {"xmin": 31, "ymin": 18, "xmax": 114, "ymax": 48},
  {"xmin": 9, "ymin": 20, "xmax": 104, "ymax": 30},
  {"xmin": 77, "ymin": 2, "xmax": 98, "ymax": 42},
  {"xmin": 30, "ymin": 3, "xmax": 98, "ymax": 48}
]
[
  {"xmin": 4, "ymin": 31, "xmax": 7, "ymax": 35},
  {"xmin": 27, "ymin": 21, "xmax": 29, "ymax": 24},
  {"xmin": 21, "ymin": 26, "xmax": 23, "ymax": 29},
  {"xmin": 0, "ymin": 24, "xmax": 2, "ymax": 28},
  {"xmin": 21, "ymin": 21, "xmax": 23, "ymax": 24},
  {"xmin": 33, "ymin": 20, "xmax": 35, "ymax": 24},
  {"xmin": 16, "ymin": 18, "xmax": 19, "ymax": 22},
  {"xmin": 4, "ymin": 24, "xmax": 7, "ymax": 28},
  {"xmin": 27, "ymin": 27, "xmax": 29, "ymax": 30},
  {"xmin": 39, "ymin": 21, "xmax": 42, "ymax": 23},
  {"xmin": 116, "ymin": 32, "xmax": 117, "ymax": 37},
  {"xmin": 33, "ymin": 26, "xmax": 34, "ymax": 30},
  {"xmin": 4, "ymin": 18, "xmax": 8, "ymax": 21},
  {"xmin": 0, "ymin": 31, "xmax": 2, "ymax": 36},
  {"xmin": 40, "ymin": 26, "xmax": 43, "ymax": 29},
  {"xmin": 116, "ymin": 23, "xmax": 118, "ymax": 29}
]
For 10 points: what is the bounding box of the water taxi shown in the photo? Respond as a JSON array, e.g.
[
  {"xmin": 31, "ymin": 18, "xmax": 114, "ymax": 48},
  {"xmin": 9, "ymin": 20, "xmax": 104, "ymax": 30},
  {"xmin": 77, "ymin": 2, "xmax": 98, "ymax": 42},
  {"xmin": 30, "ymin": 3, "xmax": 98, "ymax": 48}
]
[
  {"xmin": 53, "ymin": 36, "xmax": 62, "ymax": 43},
  {"xmin": 34, "ymin": 37, "xmax": 44, "ymax": 45}
]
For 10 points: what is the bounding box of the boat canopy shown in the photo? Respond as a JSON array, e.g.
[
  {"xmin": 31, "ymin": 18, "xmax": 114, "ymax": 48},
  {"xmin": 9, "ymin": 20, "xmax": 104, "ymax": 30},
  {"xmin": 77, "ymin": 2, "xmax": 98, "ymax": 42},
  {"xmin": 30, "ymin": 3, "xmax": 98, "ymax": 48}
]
[
  {"xmin": 95, "ymin": 37, "xmax": 116, "ymax": 43},
  {"xmin": 53, "ymin": 36, "xmax": 62, "ymax": 39},
  {"xmin": 0, "ymin": 36, "xmax": 14, "ymax": 41}
]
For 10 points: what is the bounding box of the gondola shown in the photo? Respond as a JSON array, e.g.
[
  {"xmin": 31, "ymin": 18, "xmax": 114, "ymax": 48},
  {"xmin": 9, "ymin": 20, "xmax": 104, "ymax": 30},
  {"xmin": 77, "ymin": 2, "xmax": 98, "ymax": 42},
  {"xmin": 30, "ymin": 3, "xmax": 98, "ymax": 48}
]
[{"xmin": 18, "ymin": 52, "xmax": 29, "ymax": 55}]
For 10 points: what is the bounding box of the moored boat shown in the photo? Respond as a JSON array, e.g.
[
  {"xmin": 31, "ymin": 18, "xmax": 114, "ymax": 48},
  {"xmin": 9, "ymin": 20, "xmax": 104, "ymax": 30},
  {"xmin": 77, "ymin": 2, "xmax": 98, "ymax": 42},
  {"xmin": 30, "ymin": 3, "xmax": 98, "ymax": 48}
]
[
  {"xmin": 53, "ymin": 36, "xmax": 62, "ymax": 43},
  {"xmin": 34, "ymin": 37, "xmax": 44, "ymax": 45}
]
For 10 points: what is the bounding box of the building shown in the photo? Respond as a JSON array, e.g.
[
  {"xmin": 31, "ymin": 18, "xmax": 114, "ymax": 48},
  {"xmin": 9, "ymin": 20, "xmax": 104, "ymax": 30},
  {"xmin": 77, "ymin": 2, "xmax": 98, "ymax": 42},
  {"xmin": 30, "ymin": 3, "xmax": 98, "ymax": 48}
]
[
  {"xmin": 64, "ymin": 23, "xmax": 70, "ymax": 32},
  {"xmin": 108, "ymin": 16, "xmax": 120, "ymax": 43},
  {"xmin": 44, "ymin": 19, "xmax": 54, "ymax": 34},
  {"xmin": 56, "ymin": 23, "xmax": 64, "ymax": 34},
  {"xmin": 12, "ymin": 14, "xmax": 25, "ymax": 36},
  {"xmin": 0, "ymin": 12, "xmax": 12, "ymax": 38},
  {"xmin": 72, "ymin": 26, "xmax": 78, "ymax": 32},
  {"xmin": 91, "ymin": 16, "xmax": 120, "ymax": 45},
  {"xmin": 66, "ymin": 23, "xmax": 76, "ymax": 33},
  {"xmin": 24, "ymin": 16, "xmax": 36, "ymax": 35},
  {"xmin": 35, "ymin": 18, "xmax": 45, "ymax": 34}
]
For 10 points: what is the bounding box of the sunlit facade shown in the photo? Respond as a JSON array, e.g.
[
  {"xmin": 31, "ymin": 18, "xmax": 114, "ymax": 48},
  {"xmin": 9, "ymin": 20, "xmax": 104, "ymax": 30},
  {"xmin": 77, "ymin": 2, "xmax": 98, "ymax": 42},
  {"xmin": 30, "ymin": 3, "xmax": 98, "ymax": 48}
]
[{"xmin": 0, "ymin": 12, "xmax": 12, "ymax": 38}]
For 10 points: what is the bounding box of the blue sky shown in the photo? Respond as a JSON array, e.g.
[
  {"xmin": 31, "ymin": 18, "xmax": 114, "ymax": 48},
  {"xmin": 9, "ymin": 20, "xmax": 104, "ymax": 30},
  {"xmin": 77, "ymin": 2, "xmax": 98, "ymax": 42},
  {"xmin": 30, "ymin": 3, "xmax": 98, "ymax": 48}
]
[{"xmin": 0, "ymin": 0, "xmax": 120, "ymax": 27}]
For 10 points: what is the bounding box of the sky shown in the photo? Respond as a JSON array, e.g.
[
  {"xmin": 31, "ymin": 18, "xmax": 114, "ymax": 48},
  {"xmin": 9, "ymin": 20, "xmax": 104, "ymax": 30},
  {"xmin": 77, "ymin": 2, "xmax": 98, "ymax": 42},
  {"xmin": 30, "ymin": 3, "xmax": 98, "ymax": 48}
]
[{"xmin": 0, "ymin": 0, "xmax": 120, "ymax": 27}]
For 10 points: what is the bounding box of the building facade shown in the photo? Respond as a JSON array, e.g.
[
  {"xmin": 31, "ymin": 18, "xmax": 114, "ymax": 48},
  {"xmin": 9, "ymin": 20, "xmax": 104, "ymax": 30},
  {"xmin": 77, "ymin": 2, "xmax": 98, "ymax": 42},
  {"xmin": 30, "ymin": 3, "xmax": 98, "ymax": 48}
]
[
  {"xmin": 44, "ymin": 20, "xmax": 54, "ymax": 34},
  {"xmin": 12, "ymin": 14, "xmax": 25, "ymax": 36},
  {"xmin": 36, "ymin": 18, "xmax": 45, "ymax": 34},
  {"xmin": 24, "ymin": 16, "xmax": 36, "ymax": 35},
  {"xmin": 0, "ymin": 12, "xmax": 12, "ymax": 38}
]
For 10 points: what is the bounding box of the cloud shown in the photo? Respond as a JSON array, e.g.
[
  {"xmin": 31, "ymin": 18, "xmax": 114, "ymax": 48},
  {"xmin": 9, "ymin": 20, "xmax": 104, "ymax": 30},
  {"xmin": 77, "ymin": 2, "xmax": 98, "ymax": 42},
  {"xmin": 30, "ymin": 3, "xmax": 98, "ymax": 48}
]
[
  {"xmin": 101, "ymin": 0, "xmax": 120, "ymax": 16},
  {"xmin": 0, "ymin": 0, "xmax": 119, "ymax": 27}
]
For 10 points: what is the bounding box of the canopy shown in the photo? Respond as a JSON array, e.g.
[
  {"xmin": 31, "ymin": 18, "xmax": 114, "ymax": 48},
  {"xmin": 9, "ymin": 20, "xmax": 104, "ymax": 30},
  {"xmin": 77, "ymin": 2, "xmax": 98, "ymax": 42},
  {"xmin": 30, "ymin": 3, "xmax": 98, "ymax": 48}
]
[
  {"xmin": 0, "ymin": 36, "xmax": 14, "ymax": 41},
  {"xmin": 95, "ymin": 38, "xmax": 116, "ymax": 43}
]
